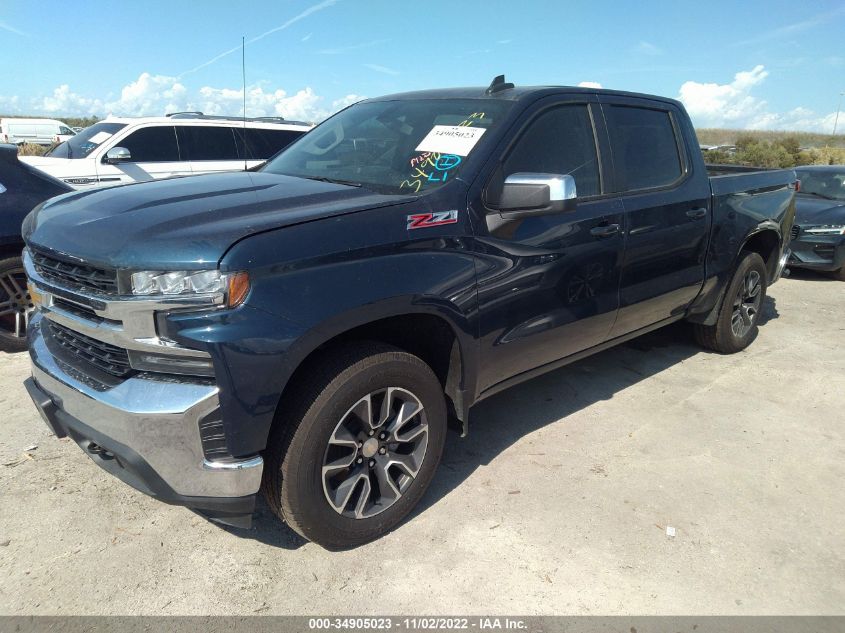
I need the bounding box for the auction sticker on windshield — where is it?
[415,125,486,156]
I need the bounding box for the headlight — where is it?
[804,225,845,235]
[130,270,250,307]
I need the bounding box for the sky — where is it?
[1,0,844,131]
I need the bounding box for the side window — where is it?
[502,104,601,197]
[118,126,180,162]
[604,105,683,191]
[235,128,305,160]
[177,126,239,161]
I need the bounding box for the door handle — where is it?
[686,208,707,220]
[590,223,620,238]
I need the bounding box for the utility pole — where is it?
[834,92,845,137]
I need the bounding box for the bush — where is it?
[703,136,845,169]
[17,143,48,157]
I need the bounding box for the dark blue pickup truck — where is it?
[22,78,796,549]
[0,144,71,351]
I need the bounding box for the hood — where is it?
[18,155,73,169]
[24,171,412,270]
[794,195,845,225]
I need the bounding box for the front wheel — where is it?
[0,256,33,353]
[693,251,768,354]
[262,342,447,549]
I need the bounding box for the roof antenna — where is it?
[486,74,514,95]
[242,35,248,171]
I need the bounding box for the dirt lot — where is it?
[0,271,843,615]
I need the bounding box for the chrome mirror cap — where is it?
[104,147,131,164]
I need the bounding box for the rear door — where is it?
[474,96,625,393]
[96,125,191,185]
[599,97,710,337]
[176,125,243,175]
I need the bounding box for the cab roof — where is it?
[101,115,313,129]
[366,84,684,109]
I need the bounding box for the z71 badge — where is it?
[406,210,459,230]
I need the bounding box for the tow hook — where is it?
[87,442,115,460]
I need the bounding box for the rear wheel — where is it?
[0,256,33,353]
[693,251,767,354]
[262,342,447,550]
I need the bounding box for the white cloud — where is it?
[577,81,603,89]
[38,85,103,115]
[331,94,365,111]
[1,72,364,123]
[0,94,21,112]
[363,63,400,76]
[678,65,769,127]
[678,65,836,131]
[634,41,662,56]
[0,20,27,36]
[105,73,186,116]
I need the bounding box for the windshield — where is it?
[261,99,511,194]
[796,169,845,202]
[45,122,127,159]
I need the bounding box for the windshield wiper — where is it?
[802,191,837,201]
[301,175,362,188]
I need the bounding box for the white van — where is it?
[0,118,76,146]
[19,113,312,189]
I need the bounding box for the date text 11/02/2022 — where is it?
[307,617,528,630]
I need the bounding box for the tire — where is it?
[693,251,768,354]
[0,256,32,353]
[262,341,448,550]
[832,266,845,282]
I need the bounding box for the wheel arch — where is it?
[740,226,782,283]
[268,302,477,448]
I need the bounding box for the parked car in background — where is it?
[20,113,313,189]
[0,118,76,146]
[789,165,845,280]
[0,143,72,351]
[22,79,795,548]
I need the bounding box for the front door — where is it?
[97,125,192,186]
[473,98,625,394]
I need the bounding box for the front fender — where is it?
[170,202,479,456]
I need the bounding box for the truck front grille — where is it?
[48,322,132,378]
[32,250,118,294]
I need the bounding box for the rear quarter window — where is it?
[235,128,305,160]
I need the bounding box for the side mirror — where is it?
[104,147,131,164]
[492,173,577,219]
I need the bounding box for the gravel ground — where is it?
[0,271,843,615]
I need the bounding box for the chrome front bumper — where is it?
[28,317,263,501]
